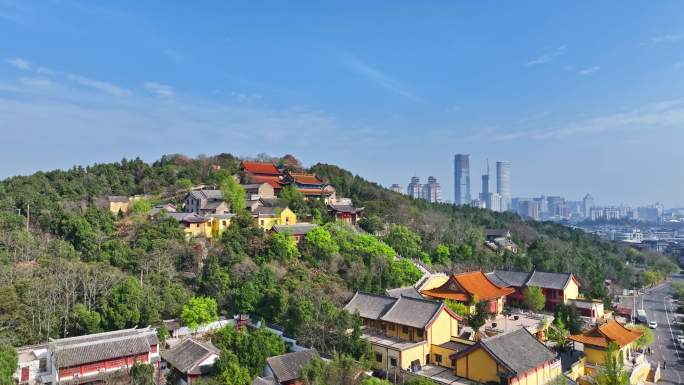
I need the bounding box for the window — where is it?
[451,359,456,367]
[390,358,397,367]
[402,326,409,334]
[375,352,383,363]
[39,357,47,372]
[435,354,442,363]
[416,329,424,338]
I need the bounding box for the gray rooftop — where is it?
[252,377,277,385]
[344,292,445,329]
[188,189,224,200]
[385,286,423,300]
[272,223,317,236]
[526,271,573,290]
[161,338,219,375]
[380,296,443,329]
[489,270,531,287]
[485,229,510,238]
[51,328,158,368]
[344,292,397,320]
[330,204,364,214]
[267,349,319,383]
[479,328,557,374]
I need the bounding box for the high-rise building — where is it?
[518,199,540,220]
[488,192,502,212]
[479,160,490,205]
[454,154,471,205]
[407,176,421,199]
[422,176,441,203]
[390,184,403,194]
[582,194,594,218]
[496,161,511,211]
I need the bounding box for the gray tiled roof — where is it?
[330,204,364,214]
[267,349,319,383]
[252,376,277,385]
[490,270,531,287]
[379,296,443,329]
[485,272,509,287]
[188,190,224,200]
[344,292,397,320]
[161,338,219,375]
[526,271,572,290]
[479,329,557,374]
[385,286,423,299]
[52,328,158,368]
[272,223,317,236]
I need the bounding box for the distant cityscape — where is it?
[389,153,684,260]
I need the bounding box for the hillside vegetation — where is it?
[0,153,674,351]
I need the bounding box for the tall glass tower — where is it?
[454,154,471,205]
[496,161,511,211]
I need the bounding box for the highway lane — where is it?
[639,276,683,385]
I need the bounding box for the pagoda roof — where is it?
[568,320,643,348]
[241,161,283,176]
[421,271,514,302]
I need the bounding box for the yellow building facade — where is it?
[254,207,297,230]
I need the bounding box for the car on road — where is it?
[648,321,658,329]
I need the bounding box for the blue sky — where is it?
[1,1,684,207]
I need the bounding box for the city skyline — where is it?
[2,2,684,206]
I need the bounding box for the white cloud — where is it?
[526,45,567,66]
[67,74,129,97]
[7,57,31,71]
[579,66,600,76]
[143,81,175,98]
[494,98,684,141]
[338,51,418,100]
[19,77,55,88]
[652,34,683,43]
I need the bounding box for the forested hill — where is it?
[0,153,676,348]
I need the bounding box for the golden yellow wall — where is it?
[427,309,459,346]
[279,208,297,225]
[430,345,457,368]
[420,275,449,291]
[209,217,232,237]
[400,344,429,369]
[563,279,580,303]
[109,201,129,214]
[455,347,500,383]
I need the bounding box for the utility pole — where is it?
[25,202,29,232]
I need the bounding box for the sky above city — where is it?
[1,1,684,207]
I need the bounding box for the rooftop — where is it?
[344,292,457,329]
[385,286,423,299]
[568,320,643,348]
[421,271,514,302]
[266,349,319,383]
[272,223,317,236]
[51,328,158,368]
[241,161,283,176]
[161,338,219,375]
[330,204,364,214]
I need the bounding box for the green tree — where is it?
[269,232,301,262]
[445,300,470,317]
[548,318,569,352]
[431,244,451,265]
[0,344,17,385]
[383,225,421,259]
[129,199,152,215]
[70,303,102,335]
[641,270,662,287]
[217,171,246,212]
[597,342,629,385]
[390,259,422,286]
[278,185,307,215]
[555,305,583,334]
[130,362,155,385]
[465,300,494,339]
[629,324,654,350]
[361,378,392,385]
[523,286,546,312]
[102,277,145,329]
[213,351,251,385]
[302,227,339,261]
[181,296,218,331]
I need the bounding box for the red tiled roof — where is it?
[241,161,283,176]
[568,320,643,348]
[289,173,324,185]
[298,188,334,196]
[421,271,515,302]
[250,175,285,188]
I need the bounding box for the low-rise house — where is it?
[150,203,177,215]
[243,183,275,200]
[286,173,336,203]
[485,229,511,241]
[253,206,297,230]
[487,270,581,311]
[451,328,561,385]
[184,190,230,215]
[568,320,649,385]
[271,223,317,243]
[162,338,220,385]
[103,195,147,215]
[14,328,160,385]
[420,271,515,315]
[256,349,320,385]
[385,286,423,299]
[484,229,518,254]
[568,298,605,322]
[343,292,463,372]
[329,204,364,225]
[241,161,286,191]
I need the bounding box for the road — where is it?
[637,274,683,385]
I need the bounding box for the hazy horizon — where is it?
[2,2,684,207]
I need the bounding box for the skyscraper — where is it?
[454,154,471,205]
[582,194,594,218]
[407,176,421,199]
[496,161,511,211]
[423,176,441,203]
